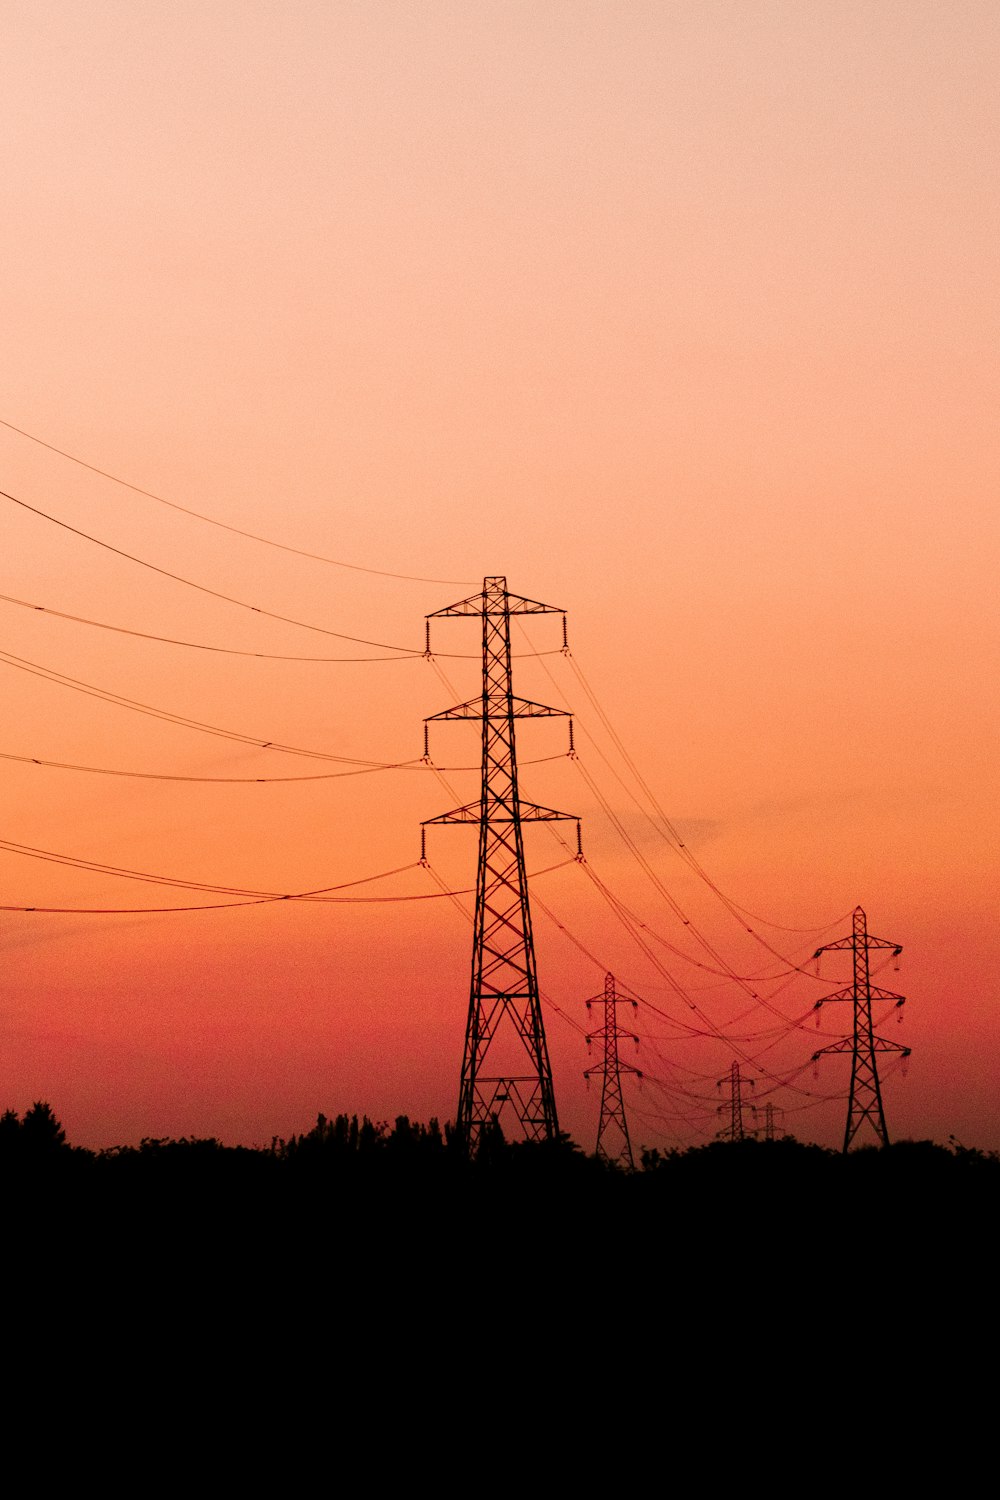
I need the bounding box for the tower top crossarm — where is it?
[428,576,565,619]
[812,906,902,961]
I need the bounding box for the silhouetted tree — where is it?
[19,1101,67,1154]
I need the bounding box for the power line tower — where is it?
[717,1061,753,1142]
[583,972,642,1169]
[757,1101,784,1142]
[812,906,909,1151]
[423,576,577,1149]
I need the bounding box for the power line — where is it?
[1,486,422,654]
[0,592,414,662]
[449,694,849,1116]
[0,414,476,586]
[563,650,853,944]
[575,766,812,1020]
[0,888,475,916]
[0,849,577,917]
[576,868,832,1099]
[0,838,424,902]
[0,491,561,661]
[0,749,408,784]
[515,623,851,961]
[0,747,569,785]
[0,645,417,765]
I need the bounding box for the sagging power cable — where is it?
[0,415,475,586]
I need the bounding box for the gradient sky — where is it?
[1,1,997,1152]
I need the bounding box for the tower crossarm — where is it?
[424,800,576,826]
[813,935,902,958]
[427,695,569,721]
[815,983,905,1007]
[815,1036,911,1060]
[427,588,564,619]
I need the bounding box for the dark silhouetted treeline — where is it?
[4,1101,998,1207]
[6,1104,996,1338]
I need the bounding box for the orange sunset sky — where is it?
[2,2,997,1152]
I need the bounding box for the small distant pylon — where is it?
[584,973,642,1169]
[716,1061,754,1142]
[812,905,910,1151]
[754,1101,785,1142]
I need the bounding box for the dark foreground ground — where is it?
[5,1104,997,1250]
[5,1106,997,1410]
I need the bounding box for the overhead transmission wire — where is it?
[578,838,805,985]
[0,592,413,663]
[629,1096,715,1147]
[584,868,851,1027]
[0,458,863,1131]
[0,749,404,785]
[0,485,558,660]
[0,640,564,780]
[0,746,568,786]
[0,831,575,915]
[513,621,845,1021]
[583,875,844,1100]
[0,612,535,790]
[0,852,462,915]
[583,830,845,1078]
[517,618,850,960]
[0,646,419,767]
[422,647,791,1068]
[1,486,425,654]
[0,840,436,904]
[0,415,476,587]
[576,776,827,1038]
[532,858,785,1122]
[563,648,852,939]
[578,852,899,1050]
[578,856,804,1072]
[522,788,838,1098]
[421,630,829,1104]
[428,638,851,1122]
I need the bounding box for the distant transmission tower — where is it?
[423,576,578,1148]
[717,1061,753,1142]
[812,906,909,1151]
[583,972,642,1169]
[758,1101,784,1142]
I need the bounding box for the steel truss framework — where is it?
[717,1060,754,1142]
[812,906,909,1151]
[760,1102,784,1142]
[584,972,641,1169]
[424,576,576,1147]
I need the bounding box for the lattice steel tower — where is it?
[759,1102,784,1142]
[584,972,642,1169]
[812,906,909,1151]
[717,1060,753,1142]
[423,577,577,1147]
